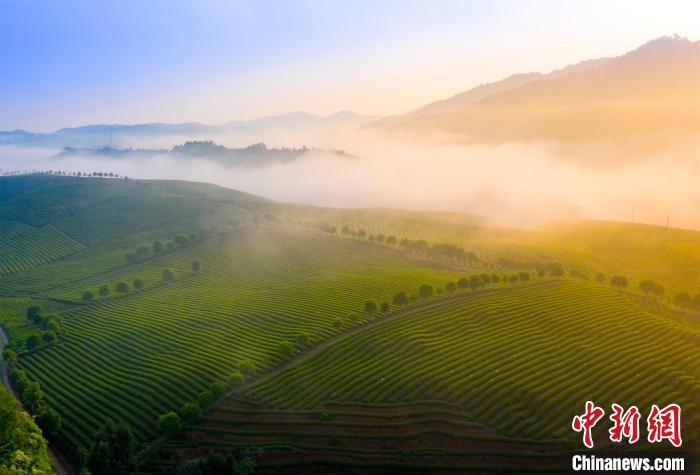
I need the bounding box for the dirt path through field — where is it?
[0,326,73,475]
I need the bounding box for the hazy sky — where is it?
[1,0,697,131]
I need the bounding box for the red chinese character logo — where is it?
[647,403,682,447]
[572,401,605,448]
[609,403,640,443]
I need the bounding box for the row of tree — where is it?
[126,232,209,265]
[9,370,62,437]
[81,262,201,302]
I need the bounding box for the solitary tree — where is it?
[296,332,310,345]
[162,268,175,283]
[364,300,377,314]
[35,407,62,437]
[157,412,182,437]
[469,275,483,292]
[277,340,295,357]
[611,275,629,289]
[196,390,215,408]
[179,402,202,420]
[228,370,245,387]
[418,284,433,299]
[26,335,41,351]
[209,382,226,399]
[392,291,409,305]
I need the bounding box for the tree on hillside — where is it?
[547,263,564,277]
[457,277,469,290]
[386,235,397,245]
[357,229,367,239]
[491,274,501,284]
[163,268,175,283]
[157,412,182,437]
[469,275,483,292]
[237,359,255,376]
[675,292,692,308]
[392,291,409,306]
[26,306,42,323]
[518,272,530,282]
[210,382,226,399]
[174,234,189,247]
[0,387,52,472]
[445,282,457,293]
[509,274,520,284]
[42,331,57,344]
[296,332,310,346]
[82,290,94,301]
[153,240,163,254]
[418,284,433,299]
[196,390,215,408]
[3,347,17,363]
[611,275,629,289]
[278,340,295,358]
[480,273,491,285]
[227,370,245,387]
[191,260,201,272]
[595,273,605,283]
[133,278,145,290]
[35,407,62,437]
[115,282,129,293]
[364,300,377,314]
[99,284,110,297]
[26,335,41,351]
[376,233,386,243]
[380,302,390,313]
[179,402,202,420]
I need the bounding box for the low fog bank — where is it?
[1,133,698,231]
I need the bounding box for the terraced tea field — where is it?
[1,175,698,472]
[242,280,698,440]
[149,400,571,474]
[13,226,464,451]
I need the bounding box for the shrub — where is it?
[227,370,245,387]
[196,390,214,408]
[115,282,129,293]
[81,291,94,301]
[179,402,202,420]
[209,382,226,399]
[277,340,295,357]
[156,412,181,437]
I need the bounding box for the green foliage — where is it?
[115,281,129,293]
[35,407,62,437]
[86,419,135,474]
[157,412,182,437]
[133,277,145,290]
[162,268,175,282]
[363,300,377,314]
[209,382,226,399]
[81,290,94,301]
[0,387,52,473]
[25,335,40,351]
[277,340,295,357]
[179,402,202,420]
[227,370,245,387]
[191,260,200,272]
[639,279,664,296]
[392,292,409,305]
[380,302,390,313]
[178,451,256,475]
[418,284,433,298]
[296,332,310,346]
[98,284,110,297]
[196,390,214,409]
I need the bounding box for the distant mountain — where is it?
[56,140,350,167]
[376,36,700,144]
[0,111,376,149]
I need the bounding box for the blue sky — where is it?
[1,0,697,131]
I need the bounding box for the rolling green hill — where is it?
[1,174,698,473]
